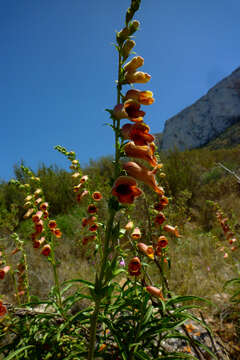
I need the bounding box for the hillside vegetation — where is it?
[1,143,240,358]
[1,145,240,289]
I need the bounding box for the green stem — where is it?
[50,241,64,317]
[87,46,122,360]
[22,249,30,303]
[87,298,101,360]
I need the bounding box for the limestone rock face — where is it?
[161,67,240,150]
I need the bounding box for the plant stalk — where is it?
[87,46,122,360]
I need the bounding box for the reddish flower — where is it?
[33,237,45,249]
[113,104,128,120]
[48,220,57,230]
[123,161,164,194]
[159,196,169,206]
[154,203,164,211]
[125,221,134,231]
[54,228,62,238]
[121,123,155,146]
[0,266,10,280]
[89,223,98,232]
[157,236,168,248]
[35,220,44,234]
[35,198,42,206]
[82,235,97,245]
[92,191,102,201]
[40,202,48,211]
[128,257,141,276]
[76,190,89,202]
[87,204,98,214]
[82,236,89,245]
[32,211,43,223]
[154,213,166,226]
[123,99,145,122]
[155,246,162,257]
[112,176,142,204]
[82,216,97,228]
[0,301,7,317]
[137,243,154,259]
[131,227,141,239]
[98,344,107,352]
[73,184,82,192]
[80,175,88,183]
[124,142,157,167]
[146,286,164,300]
[163,225,181,238]
[82,217,88,227]
[31,232,38,241]
[41,244,51,256]
[43,210,49,219]
[229,238,237,245]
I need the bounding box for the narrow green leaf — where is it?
[4,346,34,360]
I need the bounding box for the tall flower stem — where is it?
[87,46,122,360]
[50,240,64,317]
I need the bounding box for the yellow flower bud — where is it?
[122,39,135,59]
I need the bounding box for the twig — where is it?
[216,162,240,183]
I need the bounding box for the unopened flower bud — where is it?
[122,39,135,59]
[129,20,140,34]
[146,286,164,300]
[124,56,144,72]
[117,27,130,43]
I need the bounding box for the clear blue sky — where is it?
[1,0,240,181]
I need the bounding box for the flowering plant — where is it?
[0,1,222,359]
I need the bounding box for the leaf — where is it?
[4,346,34,360]
[224,277,240,289]
[62,278,95,289]
[142,305,153,325]
[135,350,152,360]
[166,295,211,307]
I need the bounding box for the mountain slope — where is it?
[160,66,240,150]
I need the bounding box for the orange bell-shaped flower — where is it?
[123,161,164,195]
[125,89,155,105]
[123,99,145,122]
[137,243,154,259]
[112,176,142,204]
[125,71,151,84]
[124,142,157,167]
[128,257,141,276]
[121,123,155,146]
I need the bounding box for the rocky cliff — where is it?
[160,67,240,150]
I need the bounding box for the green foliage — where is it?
[37,164,75,216]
